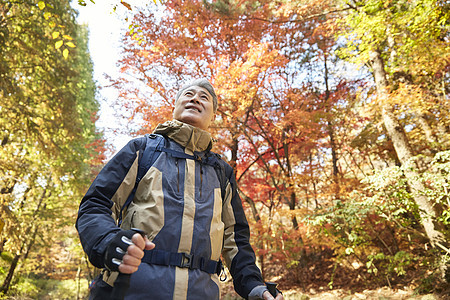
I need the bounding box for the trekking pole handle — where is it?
[111,228,146,300]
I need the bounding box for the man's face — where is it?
[173,86,215,130]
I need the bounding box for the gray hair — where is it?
[176,79,218,113]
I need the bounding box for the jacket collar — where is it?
[153,120,213,152]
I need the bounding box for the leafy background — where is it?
[0,0,449,299]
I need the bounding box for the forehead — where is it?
[183,86,212,97]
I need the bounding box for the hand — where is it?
[105,230,155,274]
[119,233,155,274]
[262,290,283,300]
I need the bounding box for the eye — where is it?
[185,91,193,96]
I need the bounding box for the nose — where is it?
[190,93,200,104]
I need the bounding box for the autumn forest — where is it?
[0,0,449,299]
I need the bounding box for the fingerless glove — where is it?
[104,230,137,272]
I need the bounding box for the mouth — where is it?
[185,105,201,113]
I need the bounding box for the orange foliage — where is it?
[110,0,366,274]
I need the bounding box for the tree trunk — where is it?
[230,134,238,170]
[76,262,82,300]
[0,254,19,294]
[328,121,340,199]
[370,49,446,251]
[238,187,261,222]
[0,225,39,295]
[289,192,299,229]
[0,187,47,295]
[417,114,437,146]
[436,122,449,146]
[230,133,262,222]
[324,54,340,199]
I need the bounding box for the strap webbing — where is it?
[160,147,218,168]
[118,134,230,225]
[118,134,165,226]
[142,249,222,275]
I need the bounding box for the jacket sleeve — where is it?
[75,137,146,268]
[221,162,264,299]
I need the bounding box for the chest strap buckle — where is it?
[181,253,193,268]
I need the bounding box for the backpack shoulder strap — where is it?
[209,153,233,203]
[117,133,165,225]
[157,146,232,203]
[137,134,165,182]
[118,140,233,225]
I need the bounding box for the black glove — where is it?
[266,282,282,298]
[104,230,137,272]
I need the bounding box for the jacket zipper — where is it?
[199,163,203,198]
[176,159,180,193]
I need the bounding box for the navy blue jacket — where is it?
[76,120,264,299]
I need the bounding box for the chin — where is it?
[178,117,200,128]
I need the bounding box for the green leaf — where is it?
[38,1,46,10]
[55,40,63,49]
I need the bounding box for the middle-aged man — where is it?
[76,79,283,300]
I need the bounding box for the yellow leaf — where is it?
[63,49,69,59]
[55,40,63,49]
[44,12,52,20]
[52,32,60,39]
[38,1,45,10]
[63,35,73,40]
[66,42,76,48]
